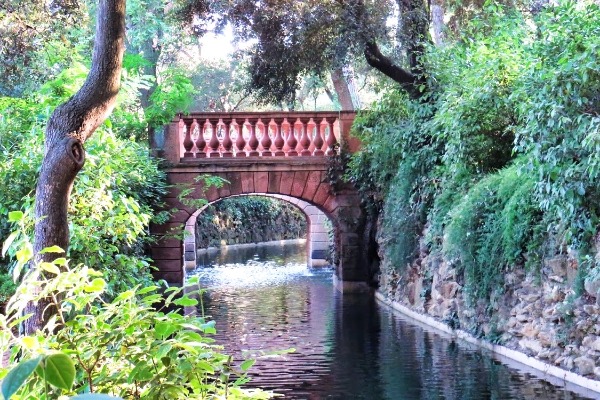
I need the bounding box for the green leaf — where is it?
[2,231,18,257]
[7,211,23,222]
[83,278,106,293]
[36,353,75,390]
[239,359,255,372]
[70,395,124,400]
[40,262,61,275]
[39,245,64,254]
[173,296,198,307]
[1,356,42,400]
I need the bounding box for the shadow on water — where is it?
[187,241,596,399]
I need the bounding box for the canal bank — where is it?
[375,290,600,398]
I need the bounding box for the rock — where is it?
[583,304,597,315]
[521,323,539,339]
[519,339,543,354]
[583,336,600,352]
[516,313,529,323]
[585,276,600,299]
[574,356,595,375]
[544,256,568,277]
[538,331,553,347]
[441,282,460,299]
[565,356,574,370]
[594,367,600,378]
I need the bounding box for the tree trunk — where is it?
[24,0,126,334]
[330,68,355,111]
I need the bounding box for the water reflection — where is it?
[188,242,596,399]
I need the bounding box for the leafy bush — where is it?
[347,4,600,303]
[444,164,543,302]
[0,240,272,399]
[513,1,600,247]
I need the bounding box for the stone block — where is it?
[153,259,183,272]
[254,171,269,193]
[311,232,329,242]
[167,172,199,186]
[168,210,191,225]
[150,222,184,235]
[312,184,330,206]
[268,171,282,193]
[279,171,295,195]
[311,249,328,259]
[227,172,243,195]
[323,195,339,213]
[291,171,309,197]
[154,236,181,248]
[151,247,181,260]
[240,171,255,193]
[152,269,183,285]
[301,171,322,201]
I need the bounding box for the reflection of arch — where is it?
[183,194,333,270]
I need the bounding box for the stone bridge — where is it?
[149,111,369,291]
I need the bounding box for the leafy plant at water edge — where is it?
[443,164,544,303]
[0,230,273,399]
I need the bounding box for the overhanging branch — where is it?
[364,41,420,98]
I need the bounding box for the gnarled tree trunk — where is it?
[24,0,126,334]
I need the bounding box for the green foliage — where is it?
[513,1,600,247]
[0,0,91,97]
[0,246,273,400]
[348,3,600,303]
[444,164,543,302]
[0,76,168,299]
[145,69,194,128]
[196,196,307,247]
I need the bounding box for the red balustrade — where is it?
[172,111,356,160]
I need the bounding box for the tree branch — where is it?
[363,41,420,98]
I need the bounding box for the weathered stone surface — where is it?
[254,171,269,193]
[279,171,295,195]
[574,356,595,375]
[291,171,309,197]
[585,276,600,298]
[268,171,282,193]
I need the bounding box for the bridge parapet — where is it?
[161,111,357,164]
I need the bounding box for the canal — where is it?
[188,241,596,399]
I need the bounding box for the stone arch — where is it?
[182,194,333,271]
[151,163,368,292]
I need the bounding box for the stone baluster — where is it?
[313,118,325,156]
[260,119,272,156]
[324,116,338,156]
[207,118,220,157]
[247,118,260,157]
[299,117,311,156]
[194,119,206,158]
[221,119,233,157]
[182,119,194,157]
[273,117,285,156]
[234,118,247,157]
[286,118,299,156]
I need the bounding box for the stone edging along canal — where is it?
[374,290,600,398]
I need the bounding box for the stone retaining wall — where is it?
[376,225,600,390]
